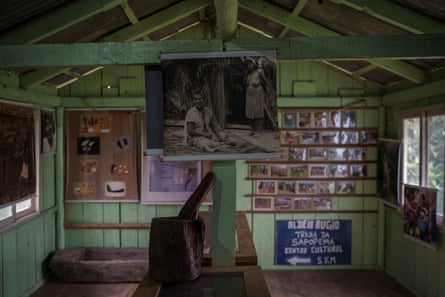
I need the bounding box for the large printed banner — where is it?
[160,51,280,161]
[276,219,352,265]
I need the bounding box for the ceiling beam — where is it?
[238,0,429,83]
[0,0,126,45]
[18,0,211,88]
[329,0,445,34]
[1,35,444,68]
[279,0,308,37]
[102,0,211,41]
[214,0,239,41]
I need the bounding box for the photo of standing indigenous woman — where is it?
[160,52,280,161]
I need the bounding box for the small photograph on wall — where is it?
[336,181,355,194]
[80,160,99,175]
[41,108,56,154]
[256,180,277,194]
[270,164,288,177]
[80,113,112,133]
[297,181,317,194]
[253,196,273,211]
[321,131,340,144]
[327,148,347,161]
[308,147,327,161]
[312,197,332,210]
[313,111,327,128]
[317,181,335,194]
[330,164,348,177]
[350,164,367,177]
[328,110,341,128]
[248,163,269,178]
[282,112,297,128]
[403,184,437,247]
[274,197,292,210]
[278,181,296,195]
[300,131,319,144]
[77,137,100,155]
[298,112,312,128]
[309,164,328,178]
[360,131,378,143]
[341,131,359,144]
[161,51,280,161]
[289,165,308,178]
[288,147,306,161]
[348,148,366,161]
[294,197,312,210]
[342,110,356,128]
[280,131,299,145]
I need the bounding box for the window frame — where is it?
[399,104,445,226]
[0,105,40,232]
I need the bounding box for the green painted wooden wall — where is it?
[0,27,444,296]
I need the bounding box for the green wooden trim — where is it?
[55,107,65,249]
[60,96,145,108]
[0,35,443,68]
[382,78,445,105]
[0,84,60,105]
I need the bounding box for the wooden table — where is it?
[132,266,271,297]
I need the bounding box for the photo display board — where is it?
[276,219,352,265]
[65,110,138,201]
[248,107,379,212]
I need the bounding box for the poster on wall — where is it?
[65,110,138,201]
[377,138,401,207]
[402,184,437,247]
[276,219,352,265]
[0,101,36,205]
[41,108,56,154]
[160,51,280,161]
[140,113,212,204]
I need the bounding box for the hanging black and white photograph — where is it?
[160,51,280,161]
[41,108,56,154]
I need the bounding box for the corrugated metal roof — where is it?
[0,0,443,92]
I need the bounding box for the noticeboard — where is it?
[276,219,352,265]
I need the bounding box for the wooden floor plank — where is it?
[30,270,415,297]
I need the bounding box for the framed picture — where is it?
[402,184,437,246]
[297,180,317,194]
[289,165,308,178]
[282,112,297,128]
[377,138,401,206]
[321,131,340,144]
[256,180,277,194]
[330,164,348,177]
[341,131,359,144]
[279,147,288,161]
[274,197,292,210]
[298,112,312,128]
[309,164,328,178]
[278,180,297,195]
[317,181,335,194]
[270,164,289,178]
[41,108,56,154]
[253,196,273,211]
[141,156,213,204]
[280,131,299,145]
[342,110,356,128]
[300,131,319,144]
[313,111,327,128]
[350,164,367,177]
[327,147,347,161]
[288,147,306,161]
[361,130,379,144]
[294,197,312,210]
[336,181,355,194]
[312,197,332,210]
[348,148,366,161]
[328,110,341,128]
[248,163,269,178]
[308,147,327,161]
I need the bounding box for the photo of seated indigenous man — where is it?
[183,90,228,152]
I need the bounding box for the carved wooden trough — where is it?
[49,247,148,282]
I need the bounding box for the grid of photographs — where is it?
[247,108,378,213]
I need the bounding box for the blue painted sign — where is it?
[276,219,352,265]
